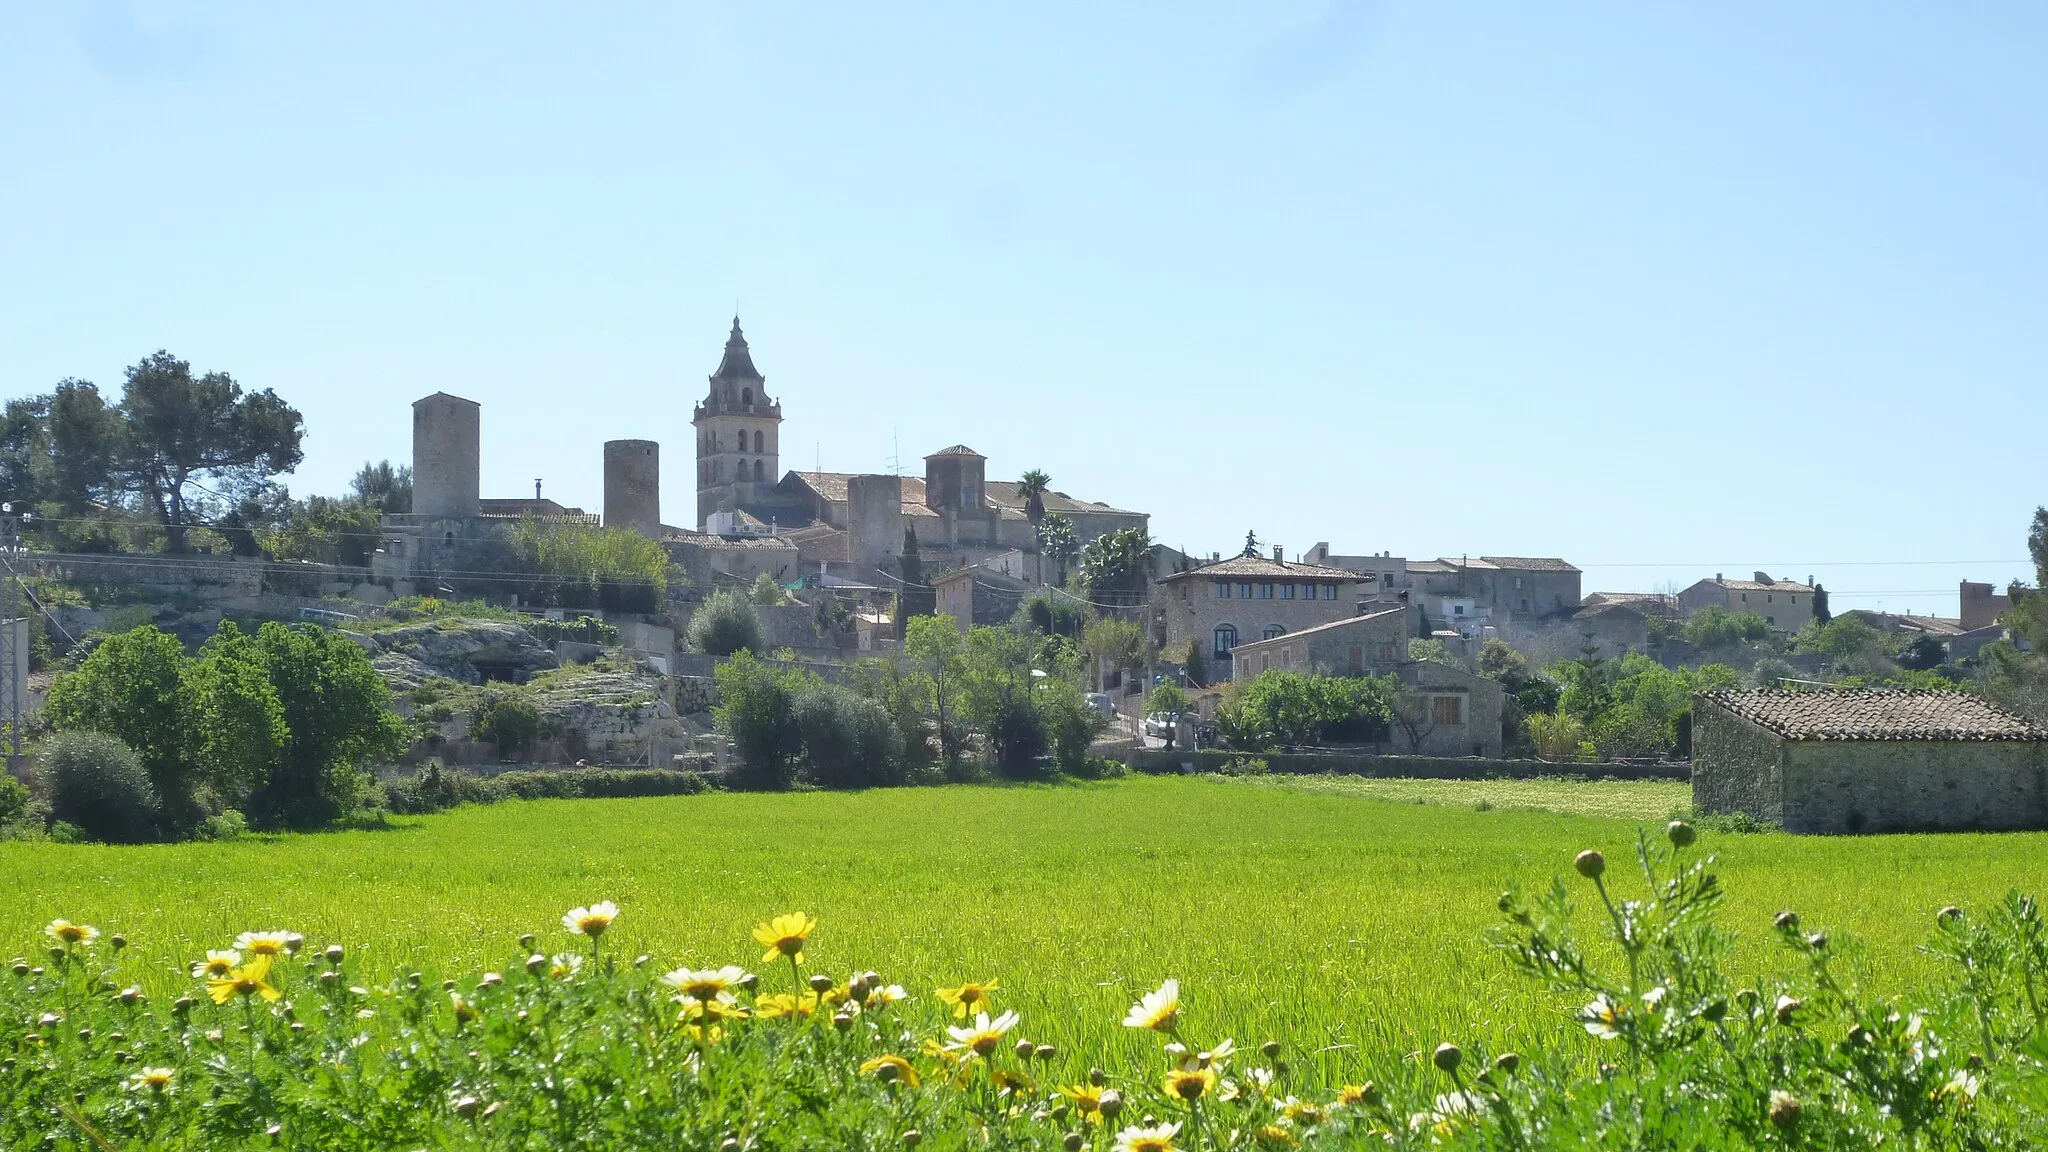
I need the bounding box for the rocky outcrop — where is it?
[365,620,559,692]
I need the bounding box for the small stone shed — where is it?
[1693,688,2048,834]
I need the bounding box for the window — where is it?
[1453,604,1466,617]
[1238,583,1253,599]
[741,387,752,405]
[1520,598,1529,612]
[1348,644,1363,673]
[753,430,764,453]
[1321,585,1337,600]
[1767,616,1776,626]
[1263,625,1285,640]
[1740,592,1748,602]
[753,459,766,482]
[1791,595,1798,604]
[1300,583,1316,599]
[1514,576,1524,590]
[1377,642,1398,663]
[1767,594,1774,603]
[1280,584,1295,600]
[1383,572,1394,586]
[1432,696,1463,725]
[736,458,747,480]
[1214,581,1230,599]
[1213,625,1238,658]
[1258,583,1274,599]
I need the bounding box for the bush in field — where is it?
[1218,669,1397,750]
[43,625,202,836]
[39,731,157,844]
[6,829,2045,1147]
[689,588,764,657]
[713,651,801,789]
[791,680,904,789]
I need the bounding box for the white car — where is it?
[1084,693,1118,717]
[1144,712,1180,740]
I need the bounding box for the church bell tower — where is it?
[693,316,782,530]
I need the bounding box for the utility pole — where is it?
[0,503,27,758]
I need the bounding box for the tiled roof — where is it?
[1479,556,1580,573]
[1702,689,2048,742]
[1696,576,1813,592]
[1407,560,1459,575]
[710,317,763,382]
[981,480,1140,517]
[1159,555,1368,583]
[1226,607,1408,649]
[925,445,984,459]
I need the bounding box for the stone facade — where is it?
[1960,580,2012,631]
[693,317,782,530]
[602,439,661,538]
[1677,572,1816,633]
[1151,549,1373,675]
[933,566,1028,633]
[412,392,481,520]
[1693,689,2048,833]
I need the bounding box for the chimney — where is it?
[1716,572,1723,582]
[1806,574,1813,588]
[1754,570,1771,584]
[534,478,543,500]
[1272,544,1284,563]
[1211,552,1220,563]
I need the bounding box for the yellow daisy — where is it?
[753,991,821,1020]
[1124,979,1180,1033]
[751,913,816,965]
[936,978,1000,1018]
[190,950,241,980]
[1253,1123,1300,1149]
[944,1009,1022,1059]
[1164,1066,1216,1103]
[561,901,619,939]
[859,1053,921,1088]
[127,1067,175,1092]
[207,957,280,1005]
[1337,1083,1376,1107]
[233,931,292,958]
[1114,1122,1182,1152]
[45,919,98,948]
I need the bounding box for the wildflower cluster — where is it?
[4,832,2047,1148]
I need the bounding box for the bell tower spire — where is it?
[693,316,782,530]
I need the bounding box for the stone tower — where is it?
[693,317,782,530]
[603,439,661,538]
[412,392,481,520]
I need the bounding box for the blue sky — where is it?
[3,2,2042,615]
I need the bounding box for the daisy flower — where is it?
[859,1053,920,1088]
[1163,1066,1216,1103]
[751,913,817,965]
[945,1009,1022,1058]
[191,950,241,980]
[1113,1122,1182,1152]
[1061,1082,1107,1119]
[207,957,280,1005]
[936,978,1000,1018]
[547,953,584,981]
[660,965,752,1003]
[127,1067,175,1092]
[1581,993,1626,1040]
[233,931,292,958]
[46,920,98,948]
[1124,979,1180,1033]
[562,901,619,939]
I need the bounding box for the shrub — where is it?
[1527,711,1588,761]
[751,571,786,605]
[689,589,764,657]
[39,731,157,844]
[470,692,544,761]
[791,681,903,789]
[196,808,250,841]
[713,651,801,790]
[0,772,27,826]
[488,768,709,801]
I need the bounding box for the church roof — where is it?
[710,316,764,382]
[925,445,984,459]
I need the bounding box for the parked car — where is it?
[1144,712,1180,740]
[1084,693,1118,717]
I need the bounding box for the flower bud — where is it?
[809,973,835,993]
[1432,1042,1462,1073]
[325,944,345,966]
[1261,1039,1283,1059]
[1775,996,1802,1025]
[1702,999,1728,1023]
[173,996,195,1016]
[1064,1134,1084,1152]
[9,960,25,977]
[1938,906,1963,925]
[832,1011,855,1032]
[1035,1044,1057,1062]
[1497,891,1514,913]
[113,1049,130,1063]
[1052,1104,1071,1123]
[518,933,536,951]
[1663,820,1695,849]
[482,1102,502,1119]
[1806,933,1828,951]
[407,972,423,989]
[1574,850,1605,880]
[1097,1089,1123,1119]
[1494,1051,1521,1076]
[1088,1067,1105,1087]
[1736,988,1759,1011]
[1774,910,1799,931]
[720,1141,741,1152]
[874,1060,901,1083]
[738,973,761,993]
[118,986,142,1006]
[454,1095,480,1119]
[284,934,304,956]
[109,935,128,952]
[1016,1039,1037,1060]
[442,979,457,991]
[901,1130,922,1148]
[525,954,546,975]
[318,971,338,987]
[1846,1024,1870,1045]
[634,955,651,968]
[1768,1090,1801,1132]
[481,972,503,987]
[76,1027,93,1043]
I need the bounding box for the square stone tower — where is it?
[692,317,782,530]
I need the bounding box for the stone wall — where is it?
[1691,703,1786,824]
[1783,740,2047,834]
[1124,748,1688,781]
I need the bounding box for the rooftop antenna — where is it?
[888,428,903,476]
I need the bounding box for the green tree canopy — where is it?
[43,625,202,835]
[1078,526,1152,597]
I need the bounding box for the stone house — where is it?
[1571,594,1679,654]
[1960,580,2012,631]
[1407,557,1582,635]
[1693,688,2048,833]
[933,566,1029,633]
[1151,547,1374,676]
[1677,572,1815,633]
[1219,607,1506,757]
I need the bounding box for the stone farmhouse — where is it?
[1676,572,1816,633]
[1150,544,1375,677]
[1222,606,1507,757]
[1301,547,1582,639]
[1693,688,2048,833]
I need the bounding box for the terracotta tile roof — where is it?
[1159,555,1368,583]
[982,480,1141,517]
[925,444,984,459]
[1225,606,1408,649]
[1701,689,2048,742]
[1478,556,1580,573]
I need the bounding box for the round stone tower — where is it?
[411,392,481,520]
[603,439,661,538]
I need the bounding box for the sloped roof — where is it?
[1407,559,1459,575]
[1694,576,1813,593]
[1226,607,1408,650]
[710,317,763,382]
[925,445,984,459]
[1701,689,2047,742]
[1159,555,1369,583]
[1479,556,1580,573]
[788,472,930,505]
[981,480,1141,517]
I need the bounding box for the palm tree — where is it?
[1017,469,1051,524]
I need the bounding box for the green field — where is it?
[3,774,2039,1088]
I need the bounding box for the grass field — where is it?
[4,773,2041,1089]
